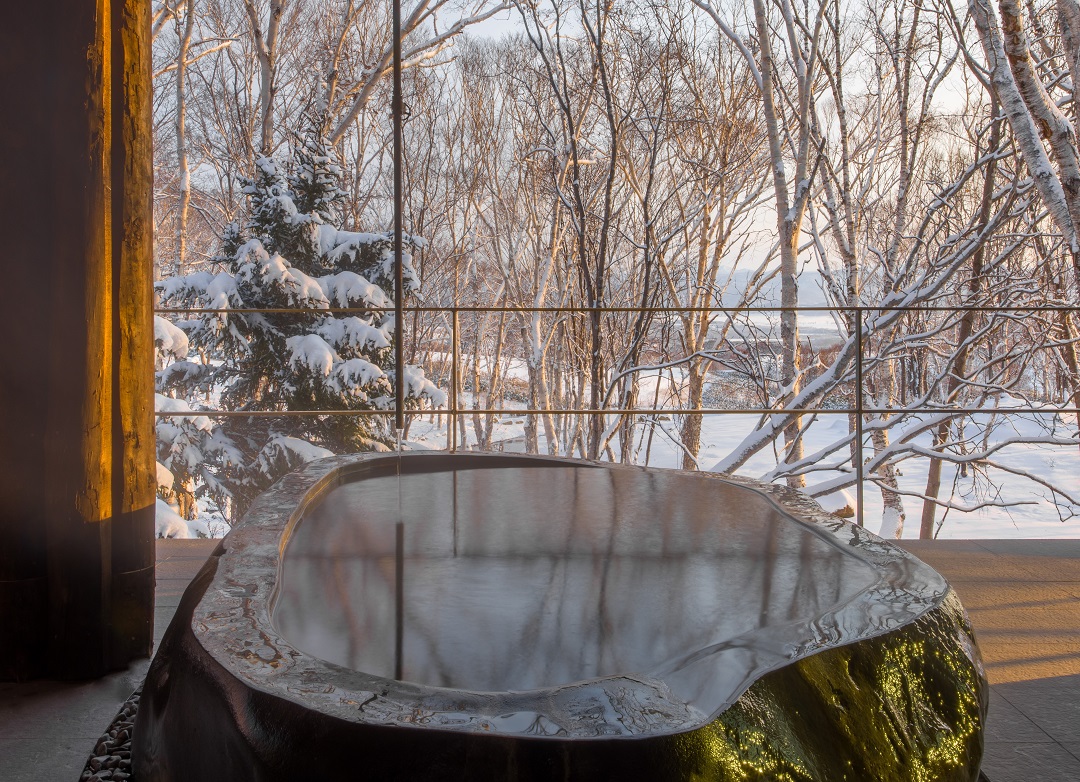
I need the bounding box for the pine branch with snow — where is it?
[155,126,443,522]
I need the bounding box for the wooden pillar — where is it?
[0,0,155,680]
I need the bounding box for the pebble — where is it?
[81,687,141,782]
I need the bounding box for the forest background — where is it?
[149,0,1080,539]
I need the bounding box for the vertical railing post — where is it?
[445,311,452,451]
[855,305,865,528]
[391,0,404,436]
[451,306,459,453]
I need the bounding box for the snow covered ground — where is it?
[402,392,1080,542]
[156,357,1079,540]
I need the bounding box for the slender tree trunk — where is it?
[1057,309,1080,452]
[681,363,705,470]
[470,325,486,449]
[919,106,1001,537]
[523,326,539,453]
[869,365,905,537]
[998,0,1080,247]
[1061,0,1080,125]
[174,0,195,276]
[524,316,557,455]
[485,311,508,447]
[752,0,815,487]
[778,230,803,485]
[972,0,1079,263]
[244,0,285,154]
[618,375,639,464]
[872,431,905,537]
[588,307,604,459]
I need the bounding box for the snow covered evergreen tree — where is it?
[155,124,444,523]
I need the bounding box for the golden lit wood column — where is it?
[0,0,155,680]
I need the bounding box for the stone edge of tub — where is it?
[182,453,970,739]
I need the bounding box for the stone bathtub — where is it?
[133,452,987,781]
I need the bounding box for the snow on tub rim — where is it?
[133,452,988,782]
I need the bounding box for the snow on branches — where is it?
[154,130,443,527]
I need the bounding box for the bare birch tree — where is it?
[969,0,1080,443]
[693,0,829,485]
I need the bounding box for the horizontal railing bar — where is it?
[154,407,1080,417]
[155,305,1080,315]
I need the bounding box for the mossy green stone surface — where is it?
[692,591,984,781]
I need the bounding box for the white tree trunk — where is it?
[174,0,195,276]
[243,0,285,154]
[971,0,1080,273]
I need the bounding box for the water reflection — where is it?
[274,463,875,694]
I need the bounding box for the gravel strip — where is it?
[80,687,139,782]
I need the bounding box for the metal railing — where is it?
[154,301,1080,528]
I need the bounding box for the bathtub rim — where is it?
[187,451,959,740]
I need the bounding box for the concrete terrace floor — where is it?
[899,539,1080,781]
[1,538,1078,782]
